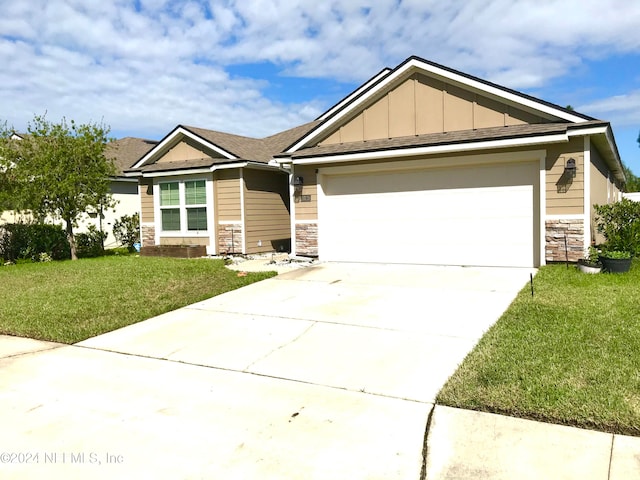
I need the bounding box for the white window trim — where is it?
[153,175,213,239]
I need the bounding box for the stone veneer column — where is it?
[141,225,156,247]
[295,223,318,256]
[218,224,243,254]
[545,219,584,262]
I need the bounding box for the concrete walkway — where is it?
[1,263,637,478]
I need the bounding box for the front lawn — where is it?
[438,261,640,436]
[0,256,275,344]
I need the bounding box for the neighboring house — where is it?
[0,135,156,248]
[127,55,625,267]
[97,137,157,247]
[274,56,625,268]
[125,123,317,255]
[623,192,640,202]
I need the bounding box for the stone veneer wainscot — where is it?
[295,223,318,256]
[545,219,584,262]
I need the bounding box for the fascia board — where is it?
[287,57,586,153]
[292,133,569,166]
[132,126,237,169]
[316,68,393,122]
[566,126,608,137]
[142,168,213,178]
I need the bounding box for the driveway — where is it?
[0,263,532,479]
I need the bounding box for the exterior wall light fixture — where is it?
[565,158,577,178]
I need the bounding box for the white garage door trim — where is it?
[317,151,545,268]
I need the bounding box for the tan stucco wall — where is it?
[319,73,548,146]
[139,179,154,223]
[545,137,584,216]
[215,170,241,221]
[157,139,214,164]
[243,169,291,254]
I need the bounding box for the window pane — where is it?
[185,180,206,205]
[161,208,181,231]
[187,207,207,231]
[160,183,180,206]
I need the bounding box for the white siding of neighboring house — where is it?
[623,192,640,202]
[0,178,139,249]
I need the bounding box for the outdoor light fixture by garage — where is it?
[292,175,303,194]
[565,158,577,178]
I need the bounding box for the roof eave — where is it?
[291,132,570,165]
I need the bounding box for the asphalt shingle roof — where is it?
[287,121,609,159]
[106,137,157,175]
[128,121,322,173]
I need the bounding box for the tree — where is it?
[0,115,116,260]
[0,122,21,212]
[623,163,640,192]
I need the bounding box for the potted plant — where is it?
[599,249,632,273]
[577,246,602,274]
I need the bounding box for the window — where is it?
[185,180,207,231]
[158,179,208,233]
[160,182,181,231]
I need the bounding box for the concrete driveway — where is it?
[0,263,532,479]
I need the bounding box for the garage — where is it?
[317,160,540,267]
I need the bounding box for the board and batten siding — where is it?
[215,170,241,221]
[319,73,547,146]
[243,169,290,254]
[156,140,213,164]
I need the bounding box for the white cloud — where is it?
[0,0,639,141]
[578,91,640,127]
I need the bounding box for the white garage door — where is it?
[318,162,538,267]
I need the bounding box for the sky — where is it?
[1,0,639,173]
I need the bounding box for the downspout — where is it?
[583,136,592,252]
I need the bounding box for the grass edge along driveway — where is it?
[0,256,275,344]
[437,261,640,436]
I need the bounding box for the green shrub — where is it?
[76,225,107,258]
[0,222,70,261]
[594,198,640,256]
[113,213,140,251]
[103,247,131,256]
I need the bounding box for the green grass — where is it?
[437,260,640,435]
[0,256,276,344]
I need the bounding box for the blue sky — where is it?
[1,0,639,174]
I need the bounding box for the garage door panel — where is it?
[318,162,537,267]
[324,166,534,196]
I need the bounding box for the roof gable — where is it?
[128,121,322,174]
[286,56,595,153]
[132,125,238,169]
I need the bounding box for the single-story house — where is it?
[275,56,625,268]
[127,55,625,267]
[98,137,157,247]
[125,123,317,255]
